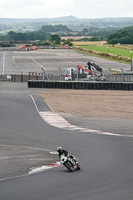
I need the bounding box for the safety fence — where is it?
[0,74,42,82]
[0,73,62,82]
[0,46,65,51]
[28,80,133,90]
[105,73,133,82]
[1,73,133,84]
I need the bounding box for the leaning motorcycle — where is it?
[60,154,80,172]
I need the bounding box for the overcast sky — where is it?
[0,0,133,19]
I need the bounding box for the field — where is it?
[72,40,133,59]
[79,45,132,58]
[61,36,92,40]
[72,41,107,46]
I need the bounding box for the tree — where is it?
[107,26,133,44]
[6,31,16,42]
[50,34,61,44]
[63,39,73,47]
[82,28,88,36]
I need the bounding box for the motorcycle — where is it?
[60,154,80,172]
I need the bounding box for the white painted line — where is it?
[39,111,132,137]
[0,174,28,182]
[29,56,44,68]
[28,94,132,138]
[29,162,60,175]
[49,151,58,155]
[29,56,50,81]
[28,165,52,174]
[0,144,59,181]
[0,144,54,153]
[2,51,5,75]
[28,94,40,114]
[0,163,60,182]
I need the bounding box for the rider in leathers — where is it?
[57,146,78,165]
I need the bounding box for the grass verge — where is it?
[73,46,131,64]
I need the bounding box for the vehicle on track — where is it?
[60,154,80,172]
[65,61,103,81]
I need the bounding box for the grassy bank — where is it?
[74,46,131,63]
[79,45,132,58]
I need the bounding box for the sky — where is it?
[0,0,133,19]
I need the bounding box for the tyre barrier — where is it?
[28,80,133,90]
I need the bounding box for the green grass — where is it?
[80,45,132,58]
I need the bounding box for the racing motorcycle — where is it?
[60,154,80,172]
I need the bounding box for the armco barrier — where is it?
[28,80,133,90]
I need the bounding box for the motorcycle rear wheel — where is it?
[77,164,80,170]
[64,162,74,172]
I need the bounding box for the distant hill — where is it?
[40,24,72,33]
[0,16,79,24]
[107,26,133,44]
[1,16,133,34]
[0,16,133,26]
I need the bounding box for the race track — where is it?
[0,49,133,200]
[0,49,130,75]
[0,83,133,200]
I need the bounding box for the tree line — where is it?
[0,24,133,45]
[0,24,72,44]
[0,24,116,43]
[0,31,51,42]
[40,24,71,32]
[107,26,133,44]
[0,31,62,47]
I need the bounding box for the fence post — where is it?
[120,68,124,82]
[21,72,23,82]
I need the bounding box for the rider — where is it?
[57,146,78,164]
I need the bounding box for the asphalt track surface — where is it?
[0,49,130,75]
[0,49,133,200]
[0,83,133,200]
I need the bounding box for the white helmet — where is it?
[57,146,62,151]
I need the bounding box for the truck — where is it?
[65,62,103,81]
